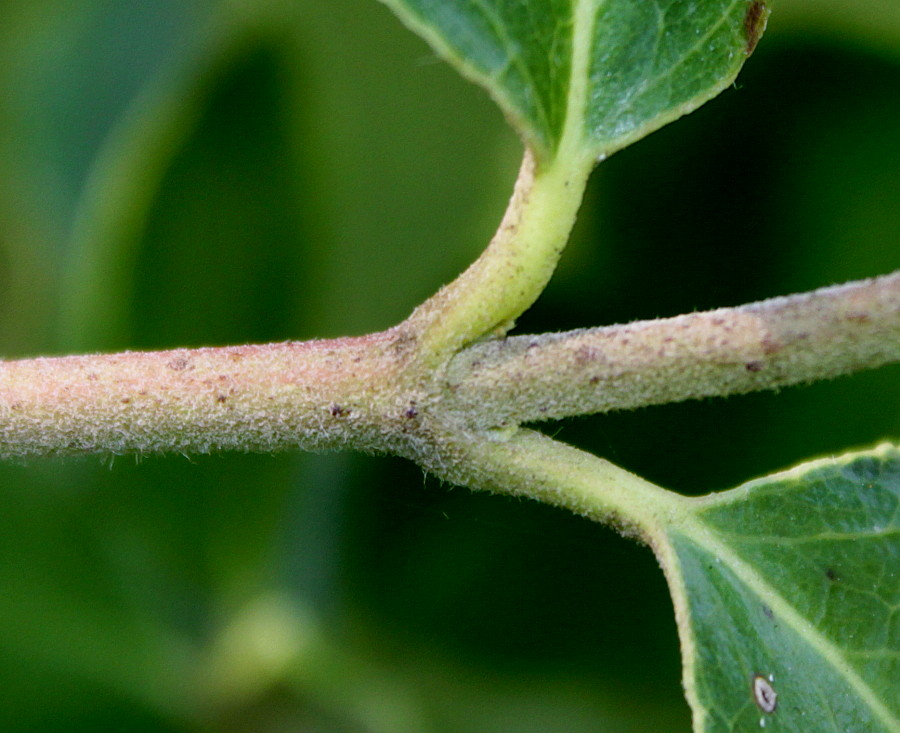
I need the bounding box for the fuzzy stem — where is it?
[2,273,898,459]
[427,426,679,540]
[0,331,420,458]
[445,271,900,426]
[401,147,593,361]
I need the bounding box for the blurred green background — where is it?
[0,1,898,731]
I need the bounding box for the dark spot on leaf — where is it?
[762,604,773,619]
[743,1,767,55]
[745,361,763,372]
[121,398,131,404]
[216,394,227,403]
[825,567,839,582]
[330,404,349,417]
[404,403,418,419]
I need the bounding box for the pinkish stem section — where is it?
[0,330,418,457]
[445,271,900,426]
[3,272,898,458]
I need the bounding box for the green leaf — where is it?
[378,0,769,162]
[661,444,899,732]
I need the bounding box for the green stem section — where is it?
[401,147,593,361]
[428,426,681,541]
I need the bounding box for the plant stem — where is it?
[401,147,593,361]
[0,331,418,458]
[445,270,900,426]
[2,273,898,459]
[429,426,679,541]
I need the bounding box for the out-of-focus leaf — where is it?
[775,0,900,62]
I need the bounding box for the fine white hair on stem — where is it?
[445,270,900,425]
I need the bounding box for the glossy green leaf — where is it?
[662,445,899,732]
[378,0,769,161]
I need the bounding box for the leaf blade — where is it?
[378,0,768,162]
[582,0,763,155]
[377,0,574,157]
[663,445,900,732]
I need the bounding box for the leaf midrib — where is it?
[553,0,602,164]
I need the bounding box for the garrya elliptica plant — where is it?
[1,1,899,731]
